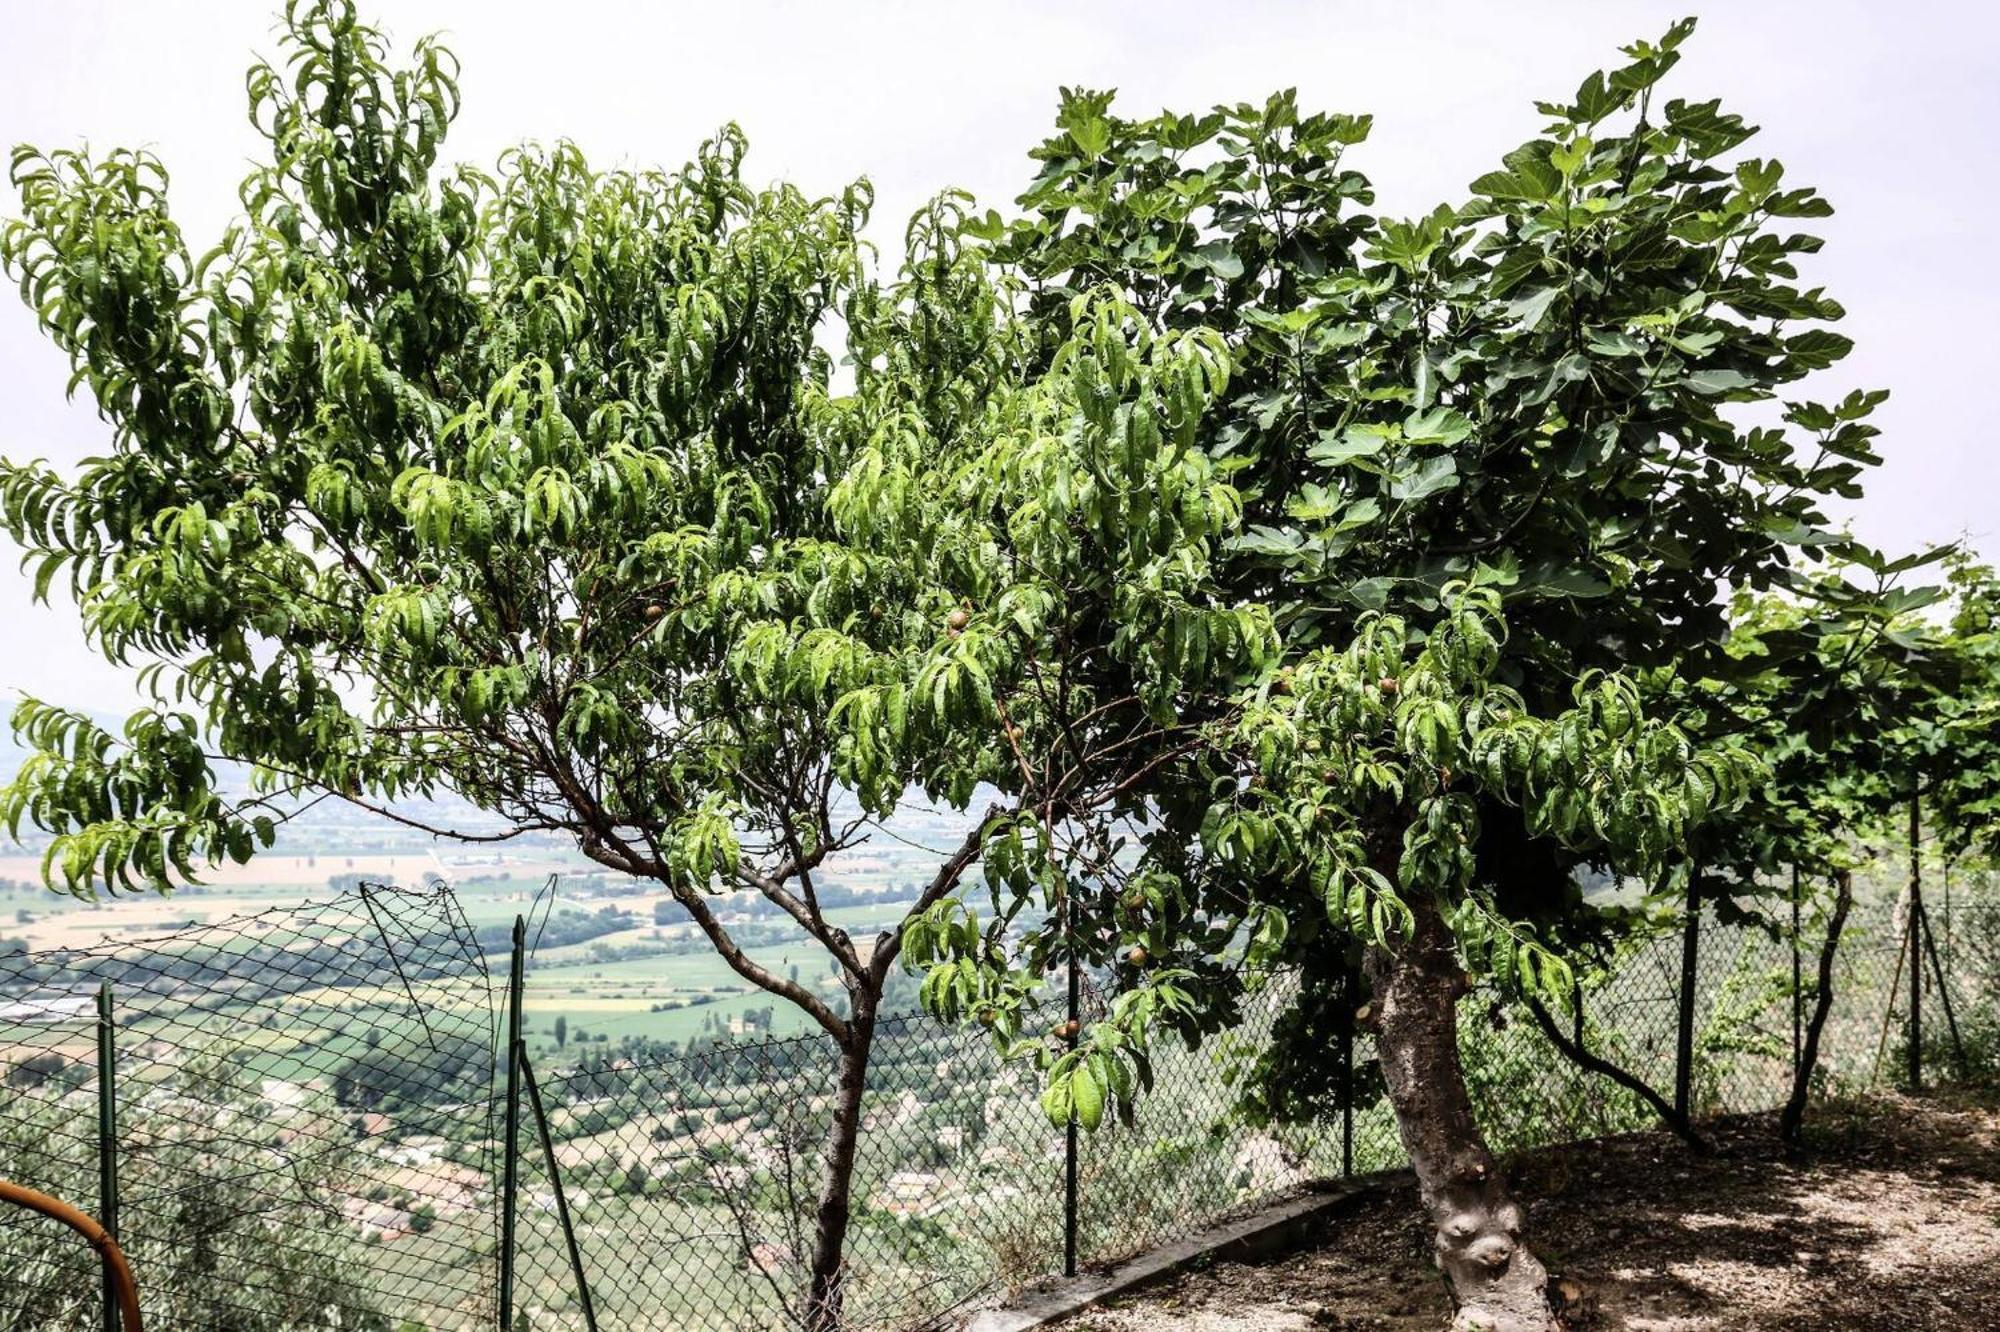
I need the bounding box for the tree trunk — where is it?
[1366,893,1556,1332]
[803,993,877,1332]
[1781,867,1853,1149]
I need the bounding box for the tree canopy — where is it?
[4,8,1996,1331]
[0,5,1275,1322]
[919,20,1985,1330]
[905,13,1883,1098]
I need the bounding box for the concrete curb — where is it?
[961,1169,1409,1332]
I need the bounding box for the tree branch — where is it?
[866,807,1000,989]
[1522,991,1706,1152]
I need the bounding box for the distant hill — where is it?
[0,707,988,873]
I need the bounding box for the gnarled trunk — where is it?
[803,995,876,1332]
[1366,893,1556,1332]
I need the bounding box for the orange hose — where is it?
[0,1178,143,1331]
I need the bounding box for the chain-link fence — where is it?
[2,868,1995,1332]
[467,872,2000,1332]
[0,883,498,1332]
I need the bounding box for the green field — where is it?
[518,900,923,1049]
[4,841,933,1062]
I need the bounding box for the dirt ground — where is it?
[1052,1089,2000,1332]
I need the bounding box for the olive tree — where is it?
[0,4,1269,1324]
[929,20,1893,1330]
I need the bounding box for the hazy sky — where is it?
[1,1,1994,711]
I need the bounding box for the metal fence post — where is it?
[1063,942,1080,1279]
[1790,865,1802,1075]
[1674,866,1700,1121]
[500,916,525,1330]
[1908,794,1923,1093]
[1918,901,1967,1079]
[521,1052,599,1331]
[1941,855,1953,975]
[1338,1000,1354,1178]
[96,980,119,1332]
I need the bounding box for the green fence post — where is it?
[1941,856,1953,975]
[97,980,119,1332]
[500,916,525,1329]
[1919,901,1967,1079]
[521,1051,599,1331]
[1338,998,1354,1178]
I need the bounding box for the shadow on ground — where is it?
[1050,1087,2000,1332]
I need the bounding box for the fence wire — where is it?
[1,869,1995,1332]
[0,882,497,1332]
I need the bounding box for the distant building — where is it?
[747,1241,793,1275]
[342,1197,410,1240]
[260,1079,308,1109]
[0,993,94,1024]
[532,1188,591,1216]
[382,1136,449,1167]
[865,1089,922,1131]
[875,1170,946,1216]
[1232,1135,1306,1194]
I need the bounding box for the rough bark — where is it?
[1366,892,1557,1332]
[1781,867,1853,1149]
[804,993,877,1332]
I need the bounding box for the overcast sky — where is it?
[1,1,1993,711]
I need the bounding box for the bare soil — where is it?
[1052,1089,2000,1332]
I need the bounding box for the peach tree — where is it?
[0,4,1269,1325]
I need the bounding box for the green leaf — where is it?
[1388,455,1458,502]
[1196,240,1245,282]
[1470,143,1562,201]
[1403,408,1474,447]
[1311,424,1397,467]
[1071,1061,1105,1130]
[1503,286,1562,333]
